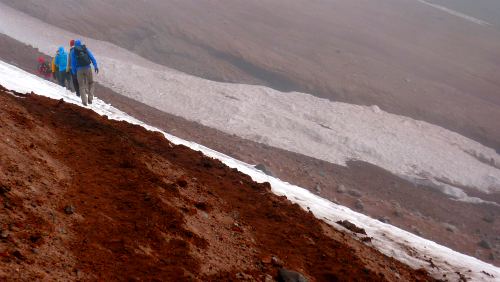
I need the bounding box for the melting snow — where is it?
[418,0,492,26]
[0,60,499,281]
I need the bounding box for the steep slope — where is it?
[1,33,499,268]
[1,7,499,202]
[0,85,438,281]
[0,61,499,281]
[1,0,500,151]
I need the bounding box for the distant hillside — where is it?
[1,0,500,152]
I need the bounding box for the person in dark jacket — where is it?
[67,39,80,97]
[70,40,98,106]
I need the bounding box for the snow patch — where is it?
[418,0,492,26]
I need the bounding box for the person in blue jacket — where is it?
[54,46,71,90]
[70,40,99,106]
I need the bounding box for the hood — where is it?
[58,46,65,54]
[37,56,45,63]
[74,40,82,47]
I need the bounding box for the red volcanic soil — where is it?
[0,85,436,281]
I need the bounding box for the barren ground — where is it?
[1,34,499,267]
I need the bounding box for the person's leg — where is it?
[64,72,72,91]
[72,73,80,96]
[77,69,88,106]
[56,71,63,86]
[87,68,95,104]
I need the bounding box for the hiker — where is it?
[67,40,80,97]
[54,46,72,90]
[51,56,58,82]
[36,57,52,79]
[70,40,98,106]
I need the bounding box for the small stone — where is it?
[199,211,209,219]
[478,240,492,249]
[313,184,321,194]
[272,256,284,267]
[336,184,346,194]
[0,230,9,239]
[265,274,275,282]
[443,223,457,233]
[277,268,308,282]
[64,205,75,215]
[348,189,362,198]
[482,216,495,223]
[354,199,364,210]
[235,272,253,280]
[255,164,273,176]
[378,217,390,224]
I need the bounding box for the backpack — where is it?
[74,45,91,67]
[39,62,50,74]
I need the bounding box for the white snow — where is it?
[1,3,500,204]
[1,60,499,281]
[418,0,492,26]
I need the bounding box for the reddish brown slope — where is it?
[0,87,435,281]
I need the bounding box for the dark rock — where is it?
[482,215,495,224]
[348,189,362,198]
[277,268,308,282]
[64,205,75,215]
[176,178,188,188]
[478,239,492,249]
[195,201,209,211]
[378,217,390,224]
[12,250,25,260]
[0,184,10,194]
[336,220,367,235]
[255,164,273,176]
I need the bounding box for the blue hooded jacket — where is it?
[70,40,98,75]
[54,46,68,72]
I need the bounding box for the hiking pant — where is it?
[57,71,72,90]
[77,67,94,106]
[71,72,80,97]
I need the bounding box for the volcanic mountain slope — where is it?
[1,33,498,267]
[1,0,500,151]
[0,85,438,281]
